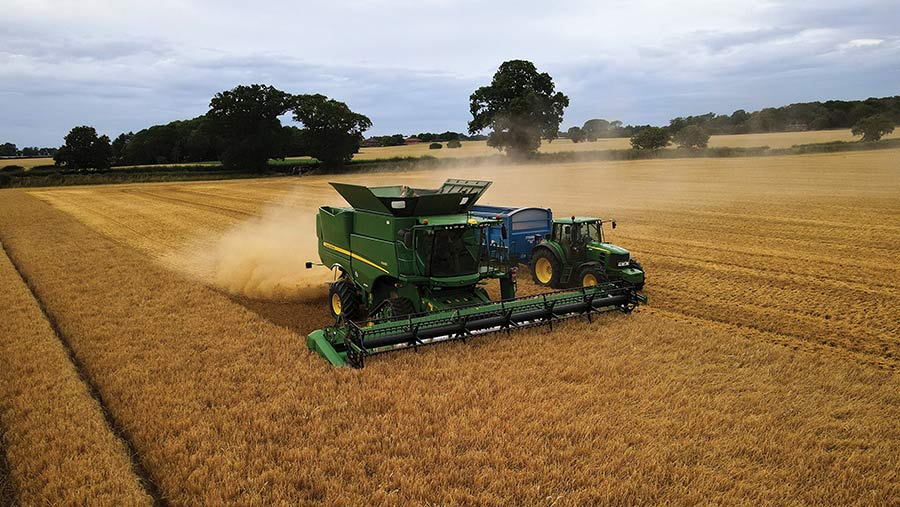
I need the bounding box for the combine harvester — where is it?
[306,179,646,367]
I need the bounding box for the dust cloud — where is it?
[171,196,332,301]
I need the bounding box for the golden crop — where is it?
[1,147,899,505]
[0,243,151,506]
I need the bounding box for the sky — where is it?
[2,0,899,147]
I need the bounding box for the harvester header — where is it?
[307,178,646,367]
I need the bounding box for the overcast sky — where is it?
[2,0,898,146]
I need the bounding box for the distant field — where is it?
[8,129,896,171]
[0,157,53,169]
[0,148,898,504]
[349,128,900,160]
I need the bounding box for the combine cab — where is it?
[307,178,646,367]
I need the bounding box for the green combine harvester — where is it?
[306,178,646,368]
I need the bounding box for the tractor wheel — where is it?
[577,265,608,287]
[329,281,362,321]
[531,249,562,287]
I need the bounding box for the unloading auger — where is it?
[305,178,646,368]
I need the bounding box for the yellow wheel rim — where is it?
[535,257,553,284]
[331,293,342,315]
[582,273,598,286]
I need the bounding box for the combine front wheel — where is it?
[372,297,416,320]
[329,281,362,321]
[386,297,416,317]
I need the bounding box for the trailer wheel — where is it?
[329,281,362,321]
[531,249,561,287]
[577,265,608,287]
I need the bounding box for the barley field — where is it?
[0,157,54,169]
[0,243,151,506]
[0,149,899,505]
[349,128,900,160]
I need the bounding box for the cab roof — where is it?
[554,216,601,224]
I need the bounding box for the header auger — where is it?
[306,178,646,367]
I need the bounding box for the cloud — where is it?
[841,38,885,49]
[1,0,898,145]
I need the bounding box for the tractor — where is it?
[469,206,645,290]
[306,178,646,368]
[530,217,644,290]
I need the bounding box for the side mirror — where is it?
[612,221,617,229]
[500,224,508,240]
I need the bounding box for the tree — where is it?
[447,139,462,148]
[0,143,16,157]
[468,60,569,157]
[672,125,710,149]
[567,126,586,143]
[291,94,372,167]
[429,142,443,149]
[111,132,133,165]
[630,127,671,150]
[53,126,113,169]
[207,84,292,171]
[852,114,895,142]
[750,108,781,133]
[582,119,610,141]
[730,109,750,124]
[848,103,878,125]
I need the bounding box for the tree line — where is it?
[564,97,900,147]
[11,60,899,170]
[53,86,371,170]
[0,144,57,157]
[366,132,486,147]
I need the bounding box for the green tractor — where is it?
[306,178,646,368]
[530,217,644,290]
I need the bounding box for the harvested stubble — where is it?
[2,149,900,505]
[0,432,13,507]
[0,242,152,506]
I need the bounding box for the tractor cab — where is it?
[551,217,604,262]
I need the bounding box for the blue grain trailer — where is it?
[471,205,553,264]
